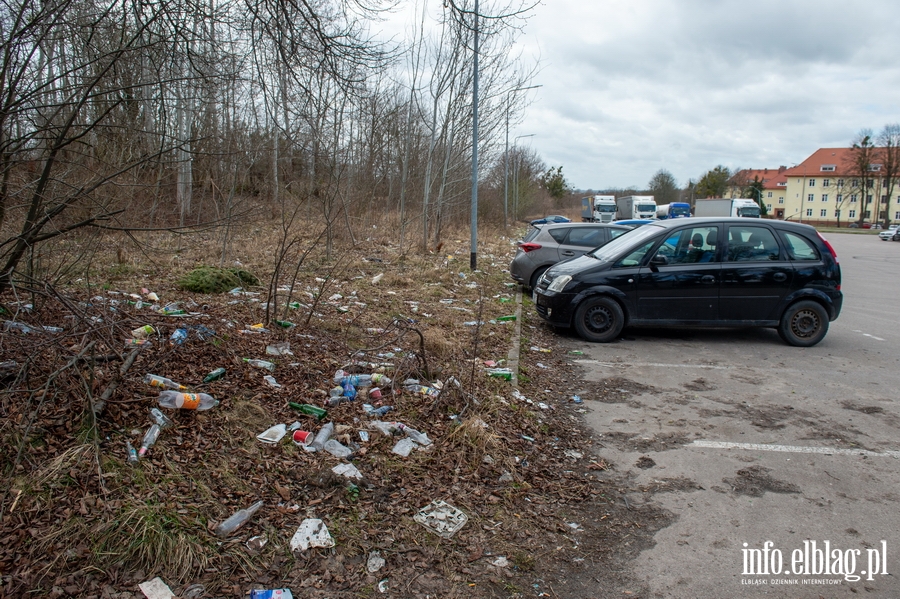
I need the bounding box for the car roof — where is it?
[535,222,630,229]
[645,217,821,234]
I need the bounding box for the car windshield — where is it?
[596,205,616,213]
[587,224,664,261]
[738,206,761,217]
[637,204,656,213]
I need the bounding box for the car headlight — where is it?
[547,274,572,292]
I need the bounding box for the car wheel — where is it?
[574,296,624,343]
[529,267,549,291]
[778,300,829,347]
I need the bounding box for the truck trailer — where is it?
[615,196,657,221]
[656,202,692,219]
[693,198,760,218]
[581,195,617,222]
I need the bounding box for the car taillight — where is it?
[817,233,839,263]
[519,242,542,253]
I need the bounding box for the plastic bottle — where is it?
[244,358,276,371]
[144,374,187,391]
[158,390,219,410]
[288,402,327,420]
[131,325,154,339]
[203,367,226,383]
[150,407,174,428]
[396,422,432,446]
[363,404,393,417]
[341,380,357,399]
[273,319,295,329]
[126,441,138,464]
[309,422,334,451]
[326,396,351,408]
[214,500,264,538]
[169,328,188,346]
[138,424,160,457]
[403,383,441,398]
[333,370,392,387]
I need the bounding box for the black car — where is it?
[533,218,843,347]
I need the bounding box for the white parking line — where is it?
[691,440,900,458]
[853,330,885,341]
[574,360,733,370]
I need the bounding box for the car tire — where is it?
[778,300,829,347]
[529,267,549,291]
[573,296,624,343]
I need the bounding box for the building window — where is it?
[806,209,813,217]
[819,209,827,217]
[809,179,816,186]
[821,165,835,171]
[823,179,830,187]
[870,164,882,172]
[835,210,841,218]
[837,178,844,187]
[867,180,874,188]
[849,210,856,218]
[851,194,857,203]
[880,210,887,219]
[867,194,873,203]
[766,204,772,211]
[779,198,784,204]
[852,179,859,187]
[882,195,889,204]
[822,194,828,202]
[837,194,843,203]
[895,211,900,220]
[865,210,871,219]
[767,191,773,198]
[808,194,815,202]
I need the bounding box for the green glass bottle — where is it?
[288,403,327,420]
[203,367,226,383]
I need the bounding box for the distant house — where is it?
[726,167,789,218]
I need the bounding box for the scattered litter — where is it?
[359,430,370,442]
[290,519,335,551]
[139,577,175,599]
[377,580,389,593]
[392,438,417,457]
[244,358,276,371]
[567,522,581,530]
[498,471,513,483]
[371,273,384,284]
[571,395,583,404]
[257,424,287,444]
[538,402,550,410]
[564,450,584,460]
[266,342,293,356]
[491,556,509,568]
[486,368,513,381]
[214,500,264,537]
[181,584,205,599]
[263,375,282,388]
[414,500,468,538]
[291,430,311,445]
[323,439,352,458]
[367,551,386,573]
[536,362,548,369]
[246,535,268,552]
[249,590,292,599]
[496,315,516,322]
[332,463,363,480]
[530,346,551,353]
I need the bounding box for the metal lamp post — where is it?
[512,134,535,222]
[504,85,541,229]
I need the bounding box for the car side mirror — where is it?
[650,254,669,266]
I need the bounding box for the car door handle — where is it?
[561,251,575,256]
[701,275,716,284]
[773,272,787,282]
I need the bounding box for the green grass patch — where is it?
[177,266,260,293]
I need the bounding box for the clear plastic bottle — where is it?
[126,440,138,464]
[396,422,432,446]
[144,374,187,391]
[244,359,276,371]
[149,407,174,428]
[309,422,334,451]
[158,390,219,410]
[138,424,160,457]
[131,325,155,339]
[214,500,264,537]
[169,328,188,346]
[333,370,391,387]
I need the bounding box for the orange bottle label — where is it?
[177,393,200,409]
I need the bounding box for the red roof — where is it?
[783,147,886,178]
[731,166,788,190]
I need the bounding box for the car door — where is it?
[558,226,609,260]
[719,224,794,322]
[634,225,721,322]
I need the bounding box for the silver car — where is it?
[510,222,634,289]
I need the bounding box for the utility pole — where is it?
[469,0,480,270]
[504,85,541,229]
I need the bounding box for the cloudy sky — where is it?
[378,0,900,191]
[509,0,900,190]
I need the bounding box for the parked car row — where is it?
[512,218,843,347]
[878,224,900,240]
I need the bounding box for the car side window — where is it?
[548,228,568,243]
[726,226,781,262]
[567,227,604,247]
[658,226,719,264]
[609,228,629,240]
[614,240,656,268]
[782,232,820,261]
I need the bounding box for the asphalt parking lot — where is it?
[567,231,900,598]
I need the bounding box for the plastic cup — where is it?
[292,430,312,445]
[368,387,382,400]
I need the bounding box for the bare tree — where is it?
[878,124,900,226]
[846,129,875,226]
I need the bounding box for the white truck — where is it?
[581,195,618,222]
[693,198,761,218]
[615,195,657,221]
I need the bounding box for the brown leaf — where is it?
[275,484,291,501]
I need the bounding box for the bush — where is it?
[177,266,259,293]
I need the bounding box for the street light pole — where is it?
[504,85,541,230]
[513,134,534,222]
